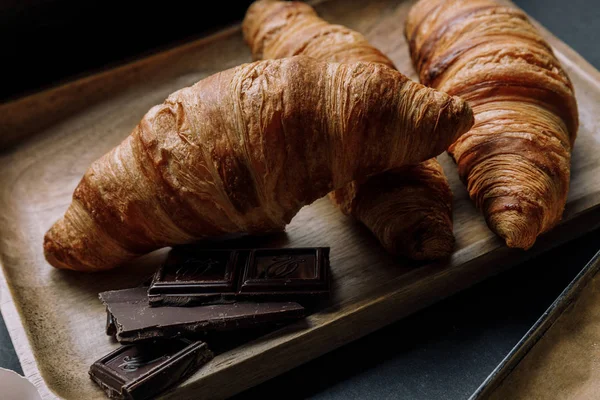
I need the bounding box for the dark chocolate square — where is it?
[89,339,212,400]
[103,340,188,378]
[240,248,329,295]
[161,250,234,284]
[148,249,242,305]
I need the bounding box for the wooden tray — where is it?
[1,0,600,398]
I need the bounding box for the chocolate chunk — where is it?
[148,247,330,306]
[150,249,241,305]
[106,311,117,336]
[89,339,212,400]
[239,248,329,294]
[100,287,305,343]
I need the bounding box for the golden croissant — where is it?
[44,56,473,271]
[406,0,578,249]
[243,0,456,259]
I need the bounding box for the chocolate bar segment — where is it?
[148,247,330,306]
[157,249,239,297]
[240,248,329,294]
[100,287,305,343]
[89,339,212,400]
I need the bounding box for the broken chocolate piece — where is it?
[89,339,212,400]
[100,287,305,343]
[148,247,330,306]
[106,311,117,336]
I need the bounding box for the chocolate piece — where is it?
[89,339,212,400]
[106,312,117,336]
[100,287,305,343]
[148,247,330,306]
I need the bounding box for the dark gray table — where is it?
[1,0,599,398]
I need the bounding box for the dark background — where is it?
[1,0,251,102]
[1,0,600,399]
[2,0,599,101]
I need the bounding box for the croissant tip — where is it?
[453,97,475,142]
[44,221,102,272]
[43,228,74,270]
[487,213,539,251]
[497,230,537,250]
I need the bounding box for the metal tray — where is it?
[471,250,600,399]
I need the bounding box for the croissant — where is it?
[406,0,578,249]
[44,56,473,271]
[243,0,456,259]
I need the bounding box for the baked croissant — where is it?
[406,0,578,249]
[243,0,456,259]
[44,56,473,271]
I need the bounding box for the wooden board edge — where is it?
[0,265,58,399]
[161,206,600,400]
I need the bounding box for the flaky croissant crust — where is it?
[44,56,472,271]
[243,0,457,259]
[406,0,578,249]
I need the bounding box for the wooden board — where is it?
[1,0,600,399]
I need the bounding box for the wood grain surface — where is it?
[1,0,600,399]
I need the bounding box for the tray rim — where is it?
[470,249,600,399]
[1,1,600,399]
